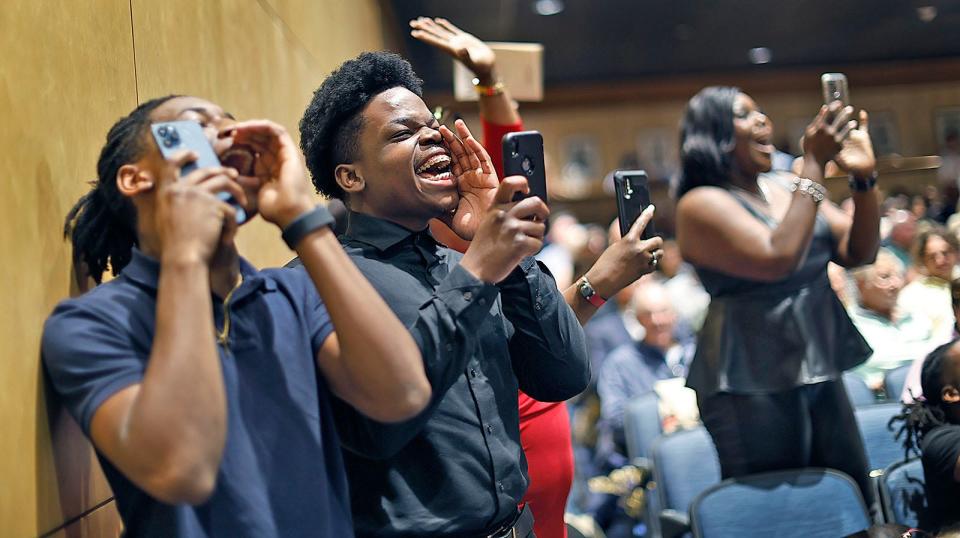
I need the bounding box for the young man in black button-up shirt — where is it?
[297,51,590,537]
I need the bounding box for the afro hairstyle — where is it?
[299,51,424,200]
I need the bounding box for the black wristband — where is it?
[848,171,878,192]
[281,205,335,249]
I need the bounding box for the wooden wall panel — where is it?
[46,501,121,538]
[131,0,385,269]
[0,2,137,536]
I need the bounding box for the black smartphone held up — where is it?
[502,131,548,205]
[150,120,247,223]
[613,170,655,239]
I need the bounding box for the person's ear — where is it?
[116,164,155,197]
[942,385,960,404]
[335,164,365,195]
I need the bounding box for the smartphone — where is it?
[821,73,850,106]
[150,120,247,223]
[502,131,548,205]
[613,170,655,239]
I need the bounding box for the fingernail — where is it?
[646,204,656,214]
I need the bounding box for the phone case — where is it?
[613,170,655,239]
[502,131,548,204]
[821,73,849,106]
[150,121,246,223]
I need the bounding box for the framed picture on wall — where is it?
[558,134,601,198]
[635,128,677,182]
[867,110,900,157]
[934,107,960,148]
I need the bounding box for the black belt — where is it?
[484,504,535,538]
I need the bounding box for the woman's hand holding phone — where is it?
[584,205,663,300]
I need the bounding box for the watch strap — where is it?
[281,205,335,249]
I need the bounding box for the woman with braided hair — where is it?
[891,340,960,532]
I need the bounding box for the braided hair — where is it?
[890,340,957,457]
[64,95,179,283]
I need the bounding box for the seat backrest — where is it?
[879,457,927,528]
[854,403,905,473]
[884,364,912,402]
[623,392,661,460]
[690,468,870,538]
[651,426,721,512]
[844,372,876,407]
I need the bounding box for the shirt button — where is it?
[479,297,487,306]
[486,424,494,433]
[445,343,453,352]
[470,368,478,378]
[463,291,473,301]
[498,481,505,492]
[535,303,542,311]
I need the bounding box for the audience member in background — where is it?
[597,281,695,458]
[849,249,935,390]
[583,221,648,373]
[42,96,430,536]
[899,228,960,344]
[536,212,585,290]
[674,87,880,503]
[938,130,960,192]
[902,278,960,402]
[653,238,710,331]
[891,340,960,533]
[300,50,593,538]
[828,261,857,307]
[410,20,664,538]
[883,209,919,272]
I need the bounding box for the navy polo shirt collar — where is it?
[121,248,275,297]
[344,210,437,253]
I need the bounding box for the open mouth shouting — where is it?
[751,130,775,155]
[220,144,257,177]
[415,149,454,184]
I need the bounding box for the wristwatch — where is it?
[577,277,606,308]
[848,171,878,192]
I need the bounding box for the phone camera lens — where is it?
[157,126,169,137]
[521,156,534,175]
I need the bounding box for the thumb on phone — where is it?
[626,204,656,240]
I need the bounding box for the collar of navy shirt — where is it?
[122,247,274,301]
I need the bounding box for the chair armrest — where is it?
[659,509,690,538]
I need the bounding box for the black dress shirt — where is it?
[331,211,589,537]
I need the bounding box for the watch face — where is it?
[579,279,594,298]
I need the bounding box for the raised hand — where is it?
[459,176,550,284]
[584,206,664,299]
[229,120,316,229]
[439,119,499,240]
[833,110,876,178]
[155,151,244,265]
[410,17,496,82]
[803,101,854,166]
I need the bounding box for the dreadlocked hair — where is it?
[890,339,956,458]
[64,95,179,283]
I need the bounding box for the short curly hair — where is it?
[299,51,424,200]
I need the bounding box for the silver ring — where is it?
[649,252,660,268]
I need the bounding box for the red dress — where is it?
[485,119,573,538]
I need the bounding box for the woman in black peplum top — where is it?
[674,86,880,502]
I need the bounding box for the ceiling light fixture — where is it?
[748,47,772,65]
[533,0,564,16]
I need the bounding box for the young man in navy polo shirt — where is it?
[42,95,430,537]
